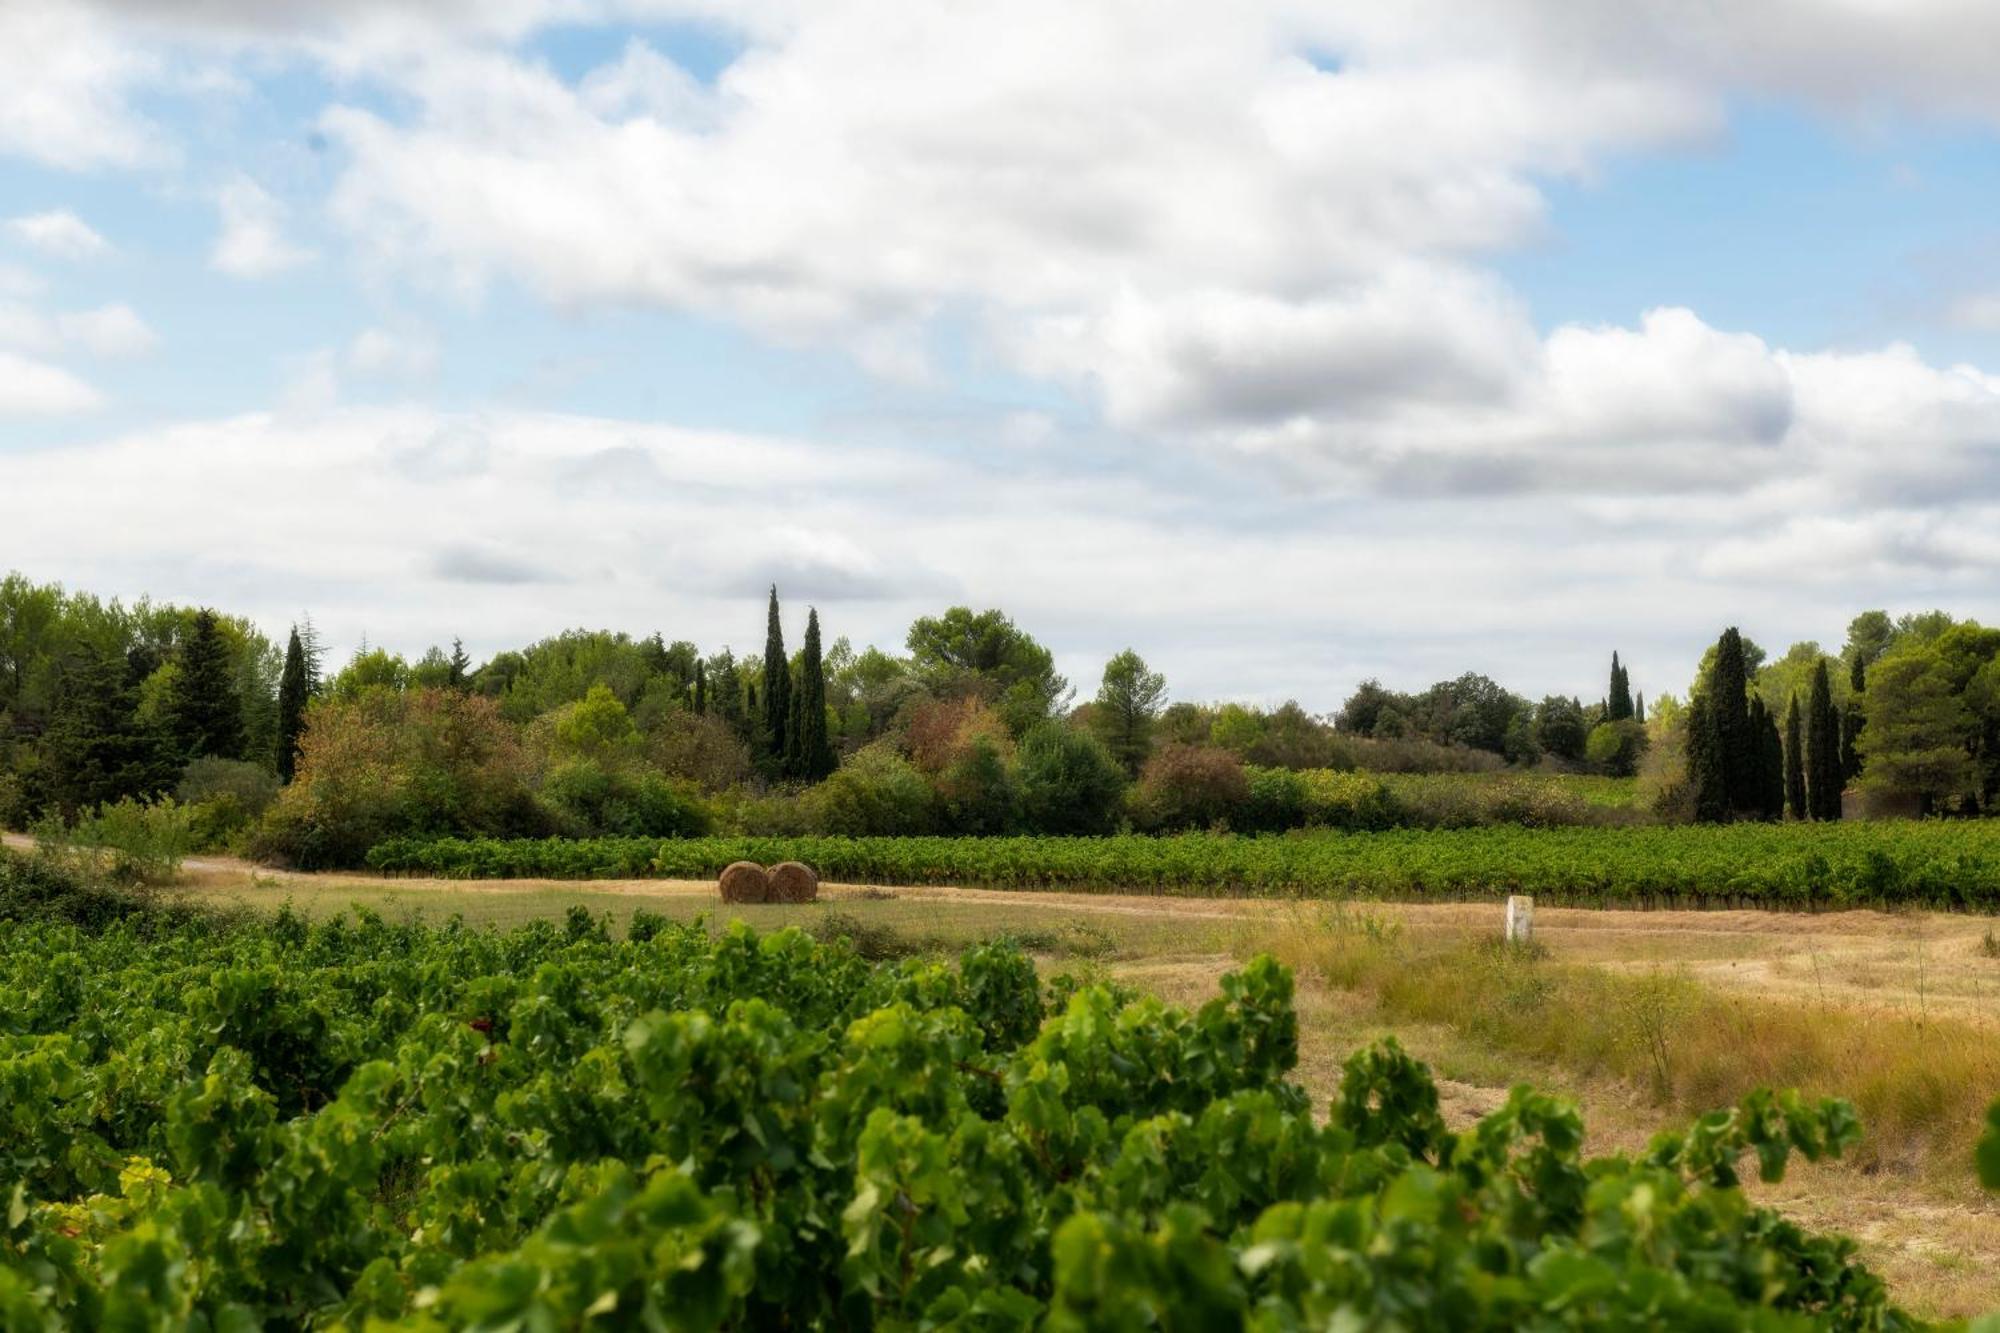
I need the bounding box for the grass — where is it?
[1247,900,2000,1183]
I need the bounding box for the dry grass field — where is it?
[65,847,2000,1319]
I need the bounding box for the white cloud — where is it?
[0,300,156,359]
[347,325,439,379]
[210,177,313,278]
[6,210,111,259]
[0,3,164,169]
[0,351,100,414]
[56,303,156,357]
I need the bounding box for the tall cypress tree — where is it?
[1807,658,1843,820]
[1688,695,1727,824]
[1841,653,1865,782]
[782,663,804,779]
[1748,696,1782,820]
[166,609,245,762]
[1761,705,1785,820]
[693,660,707,715]
[709,649,746,742]
[1783,694,1806,821]
[1608,652,1633,721]
[1634,692,1645,725]
[275,627,309,782]
[759,586,790,775]
[1710,628,1754,815]
[794,607,837,781]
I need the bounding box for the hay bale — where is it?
[768,861,820,904]
[717,861,771,904]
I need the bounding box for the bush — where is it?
[0,847,157,928]
[805,743,935,835]
[250,688,549,868]
[541,760,712,838]
[176,757,282,852]
[1586,718,1649,777]
[1131,743,1248,831]
[0,769,25,831]
[34,795,193,885]
[647,709,752,791]
[935,733,1018,834]
[1015,722,1126,834]
[176,756,280,812]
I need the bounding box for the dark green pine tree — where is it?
[1634,692,1645,725]
[448,637,472,691]
[794,607,837,781]
[1807,658,1843,821]
[1607,652,1633,721]
[1783,694,1806,821]
[693,660,707,715]
[166,609,245,762]
[275,627,309,782]
[1710,628,1755,815]
[1841,653,1865,782]
[40,644,174,815]
[758,586,790,776]
[1687,694,1728,824]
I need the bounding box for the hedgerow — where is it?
[0,910,1964,1327]
[365,821,2000,910]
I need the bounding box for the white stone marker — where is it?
[1504,894,1534,944]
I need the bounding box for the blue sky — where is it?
[6,2,2000,708]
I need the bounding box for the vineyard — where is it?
[365,821,2000,910]
[5,895,1980,1329]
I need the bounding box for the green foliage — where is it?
[906,605,1069,736]
[0,847,165,928]
[1583,718,1646,777]
[1785,694,1807,820]
[1979,1101,2000,1191]
[35,795,193,885]
[1687,694,1727,824]
[793,608,837,782]
[760,586,790,776]
[806,743,937,836]
[1859,646,1977,811]
[0,913,1918,1328]
[274,628,308,783]
[541,760,712,838]
[1132,743,1248,831]
[550,682,642,764]
[1709,627,1756,815]
[1807,658,1844,820]
[251,688,548,869]
[370,819,2000,908]
[1092,648,1166,774]
[1534,695,1588,761]
[1607,650,1633,721]
[1015,722,1127,836]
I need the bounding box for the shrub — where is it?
[0,769,25,831]
[1131,743,1248,831]
[251,688,548,868]
[1586,718,1649,777]
[805,743,935,835]
[35,795,192,885]
[176,756,280,812]
[0,847,155,928]
[1014,722,1126,835]
[541,760,711,838]
[648,709,752,791]
[935,733,1018,834]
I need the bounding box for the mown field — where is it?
[367,820,2000,910]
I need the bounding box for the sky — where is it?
[5,1,2000,712]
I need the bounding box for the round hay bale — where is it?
[768,861,820,904]
[717,861,771,904]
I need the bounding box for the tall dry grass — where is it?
[1252,900,2000,1181]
